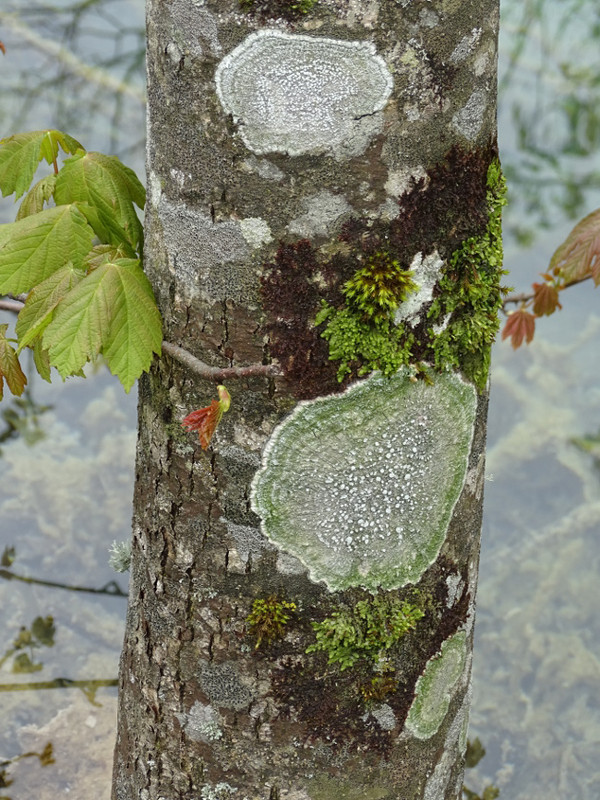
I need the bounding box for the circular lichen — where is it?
[251,368,477,591]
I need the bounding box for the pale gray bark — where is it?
[112,1,500,798]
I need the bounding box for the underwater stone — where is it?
[215,30,393,159]
[405,631,468,740]
[251,369,477,592]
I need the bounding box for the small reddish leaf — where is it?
[549,207,600,285]
[0,323,27,400]
[501,309,536,349]
[182,385,231,450]
[0,41,6,56]
[532,281,562,316]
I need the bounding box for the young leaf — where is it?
[32,339,52,383]
[0,323,27,400]
[41,262,122,378]
[54,151,145,251]
[83,243,133,270]
[0,130,83,200]
[501,308,536,349]
[182,385,231,449]
[16,175,57,220]
[549,207,600,286]
[101,259,163,392]
[0,204,94,294]
[41,258,162,390]
[75,202,136,256]
[16,264,84,351]
[532,281,562,316]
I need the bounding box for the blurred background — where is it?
[0,1,599,798]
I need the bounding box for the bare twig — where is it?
[0,298,24,313]
[501,274,594,313]
[161,340,280,380]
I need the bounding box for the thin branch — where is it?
[0,298,280,380]
[501,274,594,312]
[0,12,146,105]
[0,298,24,313]
[161,340,280,381]
[0,568,127,597]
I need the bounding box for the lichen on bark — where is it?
[251,368,477,591]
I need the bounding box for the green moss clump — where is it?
[427,159,508,391]
[315,304,415,380]
[316,250,417,381]
[343,251,417,322]
[246,596,296,649]
[306,593,424,670]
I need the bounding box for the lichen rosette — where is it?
[251,369,477,591]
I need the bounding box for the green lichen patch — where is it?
[251,368,477,592]
[306,592,424,670]
[405,630,467,740]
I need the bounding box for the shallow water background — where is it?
[0,1,599,798]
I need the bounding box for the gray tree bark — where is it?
[112,1,501,798]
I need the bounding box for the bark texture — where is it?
[112,1,500,798]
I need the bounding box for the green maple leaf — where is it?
[16,264,84,351]
[0,324,27,400]
[32,338,52,383]
[16,174,57,220]
[0,130,83,200]
[42,258,161,391]
[0,204,94,294]
[54,151,145,251]
[101,259,162,391]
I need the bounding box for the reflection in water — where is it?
[463,738,501,800]
[1,742,55,800]
[0,548,127,597]
[0,615,55,675]
[499,0,600,247]
[0,390,51,454]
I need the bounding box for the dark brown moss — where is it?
[259,145,498,399]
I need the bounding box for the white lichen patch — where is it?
[394,250,444,327]
[215,30,393,159]
[449,28,483,64]
[176,701,223,743]
[405,630,468,740]
[370,703,397,731]
[452,88,488,140]
[158,197,251,302]
[239,217,273,249]
[251,369,477,592]
[287,191,352,239]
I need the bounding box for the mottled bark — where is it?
[112,1,500,799]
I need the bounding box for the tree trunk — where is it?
[112,1,502,798]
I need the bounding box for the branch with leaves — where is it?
[0,129,280,411]
[501,209,600,348]
[0,129,160,398]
